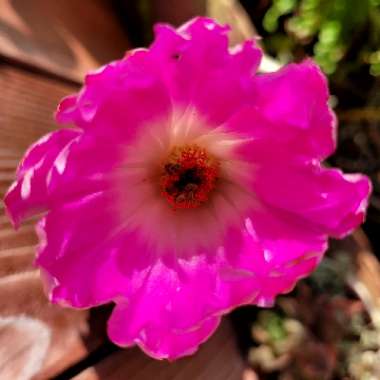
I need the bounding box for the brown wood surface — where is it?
[0,0,130,83]
[0,63,107,379]
[74,320,244,380]
[0,65,75,152]
[343,230,380,311]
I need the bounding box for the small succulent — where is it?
[248,250,380,379]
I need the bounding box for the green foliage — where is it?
[263,0,380,76]
[257,310,288,341]
[263,0,297,32]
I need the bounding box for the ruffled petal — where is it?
[247,201,328,263]
[108,301,221,360]
[4,129,81,227]
[45,133,123,203]
[4,130,125,228]
[56,49,172,142]
[234,218,323,306]
[36,191,153,308]
[36,194,256,346]
[244,60,336,160]
[55,95,81,125]
[223,212,325,307]
[109,211,326,338]
[151,17,262,125]
[253,161,371,238]
[103,224,270,351]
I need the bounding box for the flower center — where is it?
[160,144,219,209]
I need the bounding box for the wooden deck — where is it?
[0,1,245,379]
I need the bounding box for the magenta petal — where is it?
[104,222,310,349]
[253,161,372,238]
[4,129,80,227]
[4,130,123,228]
[108,302,221,360]
[57,50,172,142]
[227,215,325,306]
[252,60,336,159]
[151,17,262,125]
[107,240,255,347]
[229,40,262,75]
[45,133,122,203]
[55,95,81,125]
[36,192,154,308]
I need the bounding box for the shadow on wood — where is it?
[0,0,130,83]
[74,319,244,380]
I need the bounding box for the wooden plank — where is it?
[0,271,94,380]
[151,0,206,26]
[0,64,75,152]
[340,230,380,312]
[0,0,130,83]
[0,65,106,379]
[0,63,76,274]
[74,320,245,380]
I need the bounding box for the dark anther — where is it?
[165,185,177,195]
[174,168,203,191]
[184,183,198,192]
[175,193,187,203]
[165,163,181,175]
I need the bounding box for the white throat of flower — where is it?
[114,108,255,256]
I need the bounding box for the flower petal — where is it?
[233,219,323,306]
[4,129,80,227]
[253,161,371,238]
[108,301,221,360]
[151,17,262,125]
[36,191,153,308]
[244,60,336,159]
[56,50,172,142]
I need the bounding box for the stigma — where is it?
[160,144,219,209]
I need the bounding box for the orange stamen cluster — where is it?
[160,145,219,209]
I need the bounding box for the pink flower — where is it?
[4,17,371,359]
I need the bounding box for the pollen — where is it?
[160,144,219,209]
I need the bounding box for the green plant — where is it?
[262,0,380,75]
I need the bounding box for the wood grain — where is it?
[0,64,105,379]
[0,0,130,83]
[0,271,95,380]
[74,320,244,380]
[0,315,51,380]
[0,65,75,154]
